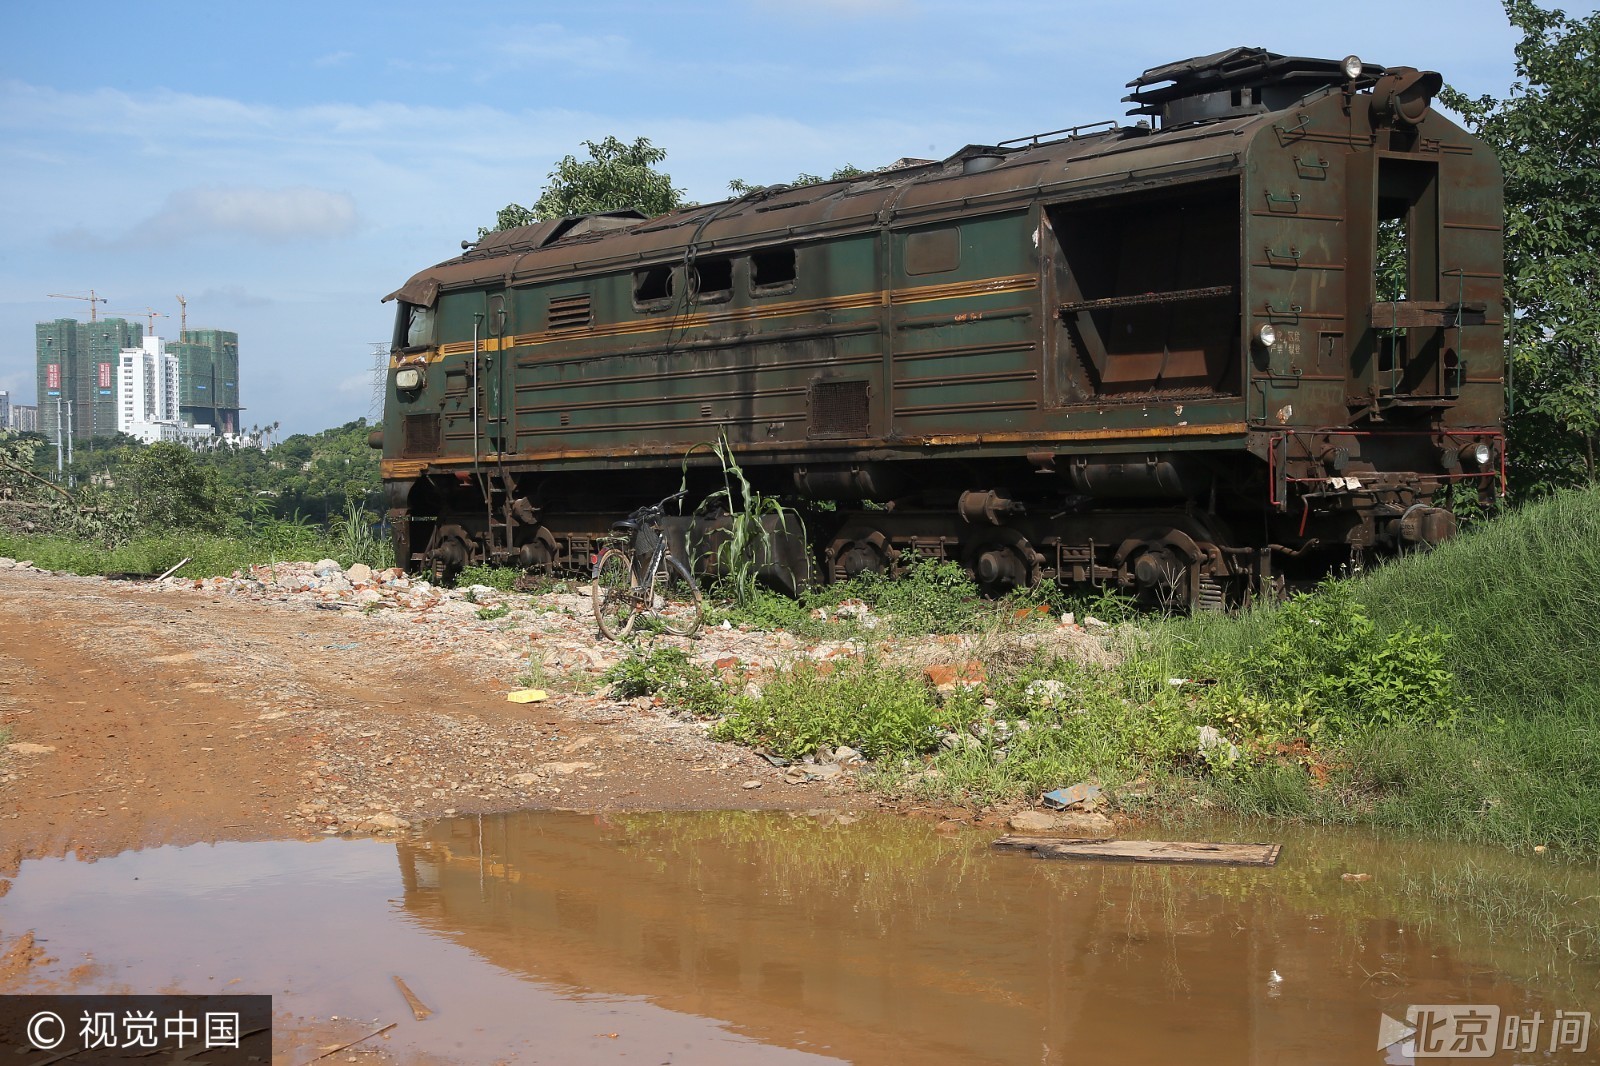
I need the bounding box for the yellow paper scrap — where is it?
[506,689,549,704]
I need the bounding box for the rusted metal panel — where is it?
[1369,301,1487,329]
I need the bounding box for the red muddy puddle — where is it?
[2,811,1596,1064]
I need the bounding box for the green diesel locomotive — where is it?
[377,47,1504,609]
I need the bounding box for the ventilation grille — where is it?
[402,414,440,458]
[547,294,593,331]
[808,380,870,439]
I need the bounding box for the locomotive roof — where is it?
[385,51,1385,306]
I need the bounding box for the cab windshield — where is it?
[395,304,434,350]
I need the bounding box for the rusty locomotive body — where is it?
[377,48,1504,607]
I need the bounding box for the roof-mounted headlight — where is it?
[1342,54,1364,81]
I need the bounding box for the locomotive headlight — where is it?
[1472,442,1492,466]
[1256,323,1278,348]
[394,366,425,391]
[1342,54,1364,80]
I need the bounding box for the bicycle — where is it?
[591,489,705,639]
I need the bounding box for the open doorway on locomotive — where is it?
[375,47,1504,612]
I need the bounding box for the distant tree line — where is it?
[0,419,381,546]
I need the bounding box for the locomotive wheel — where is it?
[1128,545,1189,613]
[426,524,473,584]
[960,528,1040,595]
[1114,527,1228,613]
[516,528,560,576]
[827,525,897,581]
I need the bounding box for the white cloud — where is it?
[492,23,632,72]
[193,285,275,309]
[143,186,359,243]
[52,186,358,247]
[313,50,354,68]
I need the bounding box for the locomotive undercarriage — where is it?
[388,446,1459,612]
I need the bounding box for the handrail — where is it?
[998,120,1120,148]
[1059,285,1235,315]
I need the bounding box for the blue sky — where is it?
[0,0,1579,434]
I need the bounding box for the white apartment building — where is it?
[117,336,213,444]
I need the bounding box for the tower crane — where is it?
[176,294,187,337]
[105,308,169,334]
[47,289,107,321]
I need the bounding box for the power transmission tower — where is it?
[369,343,391,416]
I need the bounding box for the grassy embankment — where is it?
[606,487,1600,857]
[1177,486,1600,851]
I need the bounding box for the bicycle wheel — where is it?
[651,554,705,637]
[592,547,638,640]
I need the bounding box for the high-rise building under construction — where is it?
[35,316,243,442]
[36,317,143,442]
[171,328,242,434]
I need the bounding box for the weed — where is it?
[456,564,520,591]
[1225,581,1459,735]
[516,649,555,692]
[686,431,806,607]
[712,656,948,760]
[476,604,511,621]
[850,555,981,635]
[329,498,393,569]
[602,646,730,718]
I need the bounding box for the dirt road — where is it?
[0,568,852,877]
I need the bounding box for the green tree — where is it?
[126,442,226,531]
[485,136,686,234]
[728,164,869,196]
[1441,1,1600,492]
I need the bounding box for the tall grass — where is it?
[1354,488,1600,716]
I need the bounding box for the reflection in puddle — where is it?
[3,812,1596,1064]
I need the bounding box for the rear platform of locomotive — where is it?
[376,47,1504,609]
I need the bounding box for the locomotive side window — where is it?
[751,247,797,294]
[633,265,675,309]
[1372,157,1441,388]
[395,303,434,352]
[1050,180,1240,397]
[904,227,961,276]
[691,257,734,302]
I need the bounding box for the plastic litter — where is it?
[1042,782,1102,810]
[506,689,549,703]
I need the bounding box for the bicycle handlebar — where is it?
[626,488,689,524]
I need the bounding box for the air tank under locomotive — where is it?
[375,47,1505,609]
